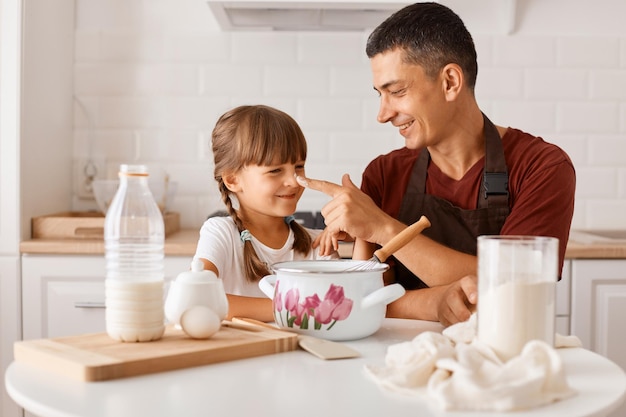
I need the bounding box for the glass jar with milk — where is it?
[477,235,558,362]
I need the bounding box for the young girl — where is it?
[193,105,339,321]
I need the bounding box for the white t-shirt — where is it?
[193,216,339,297]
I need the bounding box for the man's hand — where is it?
[297,173,395,245]
[436,275,478,327]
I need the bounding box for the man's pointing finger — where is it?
[296,175,343,198]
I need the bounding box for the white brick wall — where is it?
[73,0,626,230]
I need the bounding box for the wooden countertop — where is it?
[19,229,626,259]
[563,230,626,258]
[20,229,200,257]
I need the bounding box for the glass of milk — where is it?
[477,235,558,362]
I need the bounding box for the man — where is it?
[303,2,575,326]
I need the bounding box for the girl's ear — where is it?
[222,172,241,193]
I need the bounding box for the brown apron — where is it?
[394,114,510,289]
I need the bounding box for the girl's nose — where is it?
[284,170,300,186]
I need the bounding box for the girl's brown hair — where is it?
[212,105,312,282]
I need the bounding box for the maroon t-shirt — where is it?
[361,127,576,274]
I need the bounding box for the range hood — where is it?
[206,0,411,31]
[206,0,517,32]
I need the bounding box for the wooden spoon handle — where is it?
[373,215,431,263]
[231,317,283,331]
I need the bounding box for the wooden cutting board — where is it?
[14,324,298,382]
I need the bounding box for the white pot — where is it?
[259,260,405,341]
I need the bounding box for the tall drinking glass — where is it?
[477,235,558,361]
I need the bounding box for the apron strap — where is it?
[396,145,430,223]
[478,113,509,209]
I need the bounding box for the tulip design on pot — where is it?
[273,281,354,331]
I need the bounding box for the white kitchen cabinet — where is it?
[21,255,191,340]
[555,260,571,336]
[571,259,626,366]
[571,259,626,417]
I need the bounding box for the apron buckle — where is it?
[484,172,509,198]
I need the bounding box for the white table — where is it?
[5,319,626,417]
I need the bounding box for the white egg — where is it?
[180,306,221,339]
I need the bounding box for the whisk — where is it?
[345,215,431,271]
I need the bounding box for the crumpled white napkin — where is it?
[365,314,582,412]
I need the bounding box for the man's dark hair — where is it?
[366,2,478,90]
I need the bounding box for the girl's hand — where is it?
[313,228,352,256]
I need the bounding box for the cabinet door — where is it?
[22,255,191,340]
[571,259,626,370]
[555,260,571,335]
[47,279,107,338]
[22,255,106,340]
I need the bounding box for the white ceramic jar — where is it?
[164,260,229,330]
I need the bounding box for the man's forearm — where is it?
[391,234,477,286]
[385,286,446,322]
